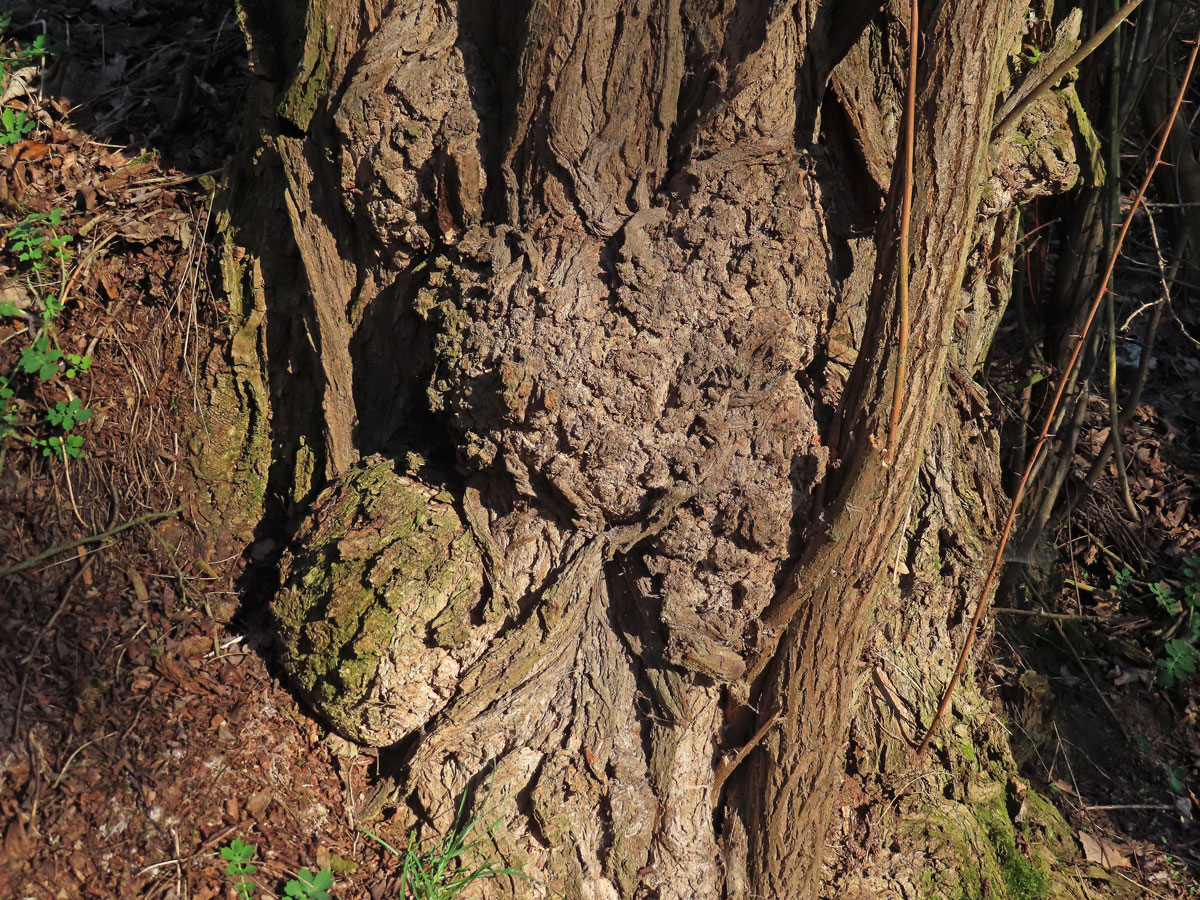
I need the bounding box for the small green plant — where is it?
[1149,580,1178,616]
[0,207,94,470]
[0,18,49,143]
[1158,638,1197,688]
[0,16,50,77]
[284,868,334,900]
[1151,557,1200,688]
[0,106,33,144]
[8,207,73,277]
[46,396,92,430]
[1133,732,1190,795]
[1108,566,1133,597]
[1183,556,1200,602]
[219,839,335,900]
[220,839,259,900]
[1162,760,1187,793]
[364,778,525,900]
[1103,558,1200,688]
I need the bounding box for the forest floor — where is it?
[0,3,1199,900]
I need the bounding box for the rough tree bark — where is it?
[203,1,1097,898]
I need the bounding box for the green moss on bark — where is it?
[187,216,271,545]
[272,456,485,745]
[907,775,1117,900]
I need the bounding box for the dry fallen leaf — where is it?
[126,567,149,603]
[1079,831,1131,869]
[9,140,50,161]
[246,789,272,817]
[0,818,32,865]
[0,281,35,312]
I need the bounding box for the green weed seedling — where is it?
[284,868,333,900]
[1108,566,1134,599]
[0,17,50,143]
[46,397,91,430]
[364,779,526,900]
[1149,557,1200,688]
[0,15,50,75]
[221,839,259,900]
[8,207,73,278]
[1158,638,1197,688]
[1183,556,1200,599]
[1103,558,1200,688]
[0,208,94,470]
[220,838,335,900]
[0,106,33,144]
[1133,733,1190,795]
[1149,580,1179,616]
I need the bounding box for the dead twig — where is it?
[51,731,117,789]
[0,507,179,579]
[1044,600,1130,740]
[1083,803,1174,810]
[991,606,1138,624]
[1102,16,1139,522]
[1057,210,1174,529]
[712,708,782,804]
[12,559,91,739]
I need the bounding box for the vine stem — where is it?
[886,0,919,462]
[915,25,1200,758]
[1104,0,1139,522]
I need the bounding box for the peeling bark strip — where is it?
[222,0,1087,897]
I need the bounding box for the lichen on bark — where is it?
[272,456,488,745]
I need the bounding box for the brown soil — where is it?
[0,5,414,898]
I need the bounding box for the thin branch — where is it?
[12,560,90,739]
[915,25,1200,758]
[1103,6,1139,521]
[1046,601,1129,739]
[886,0,919,462]
[991,606,1134,623]
[711,708,781,804]
[1057,217,1174,529]
[0,507,180,579]
[1083,803,1174,810]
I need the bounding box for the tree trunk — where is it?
[209,1,1091,897]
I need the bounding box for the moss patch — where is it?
[187,221,271,546]
[275,0,335,130]
[976,793,1051,900]
[906,778,1090,900]
[272,456,485,745]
